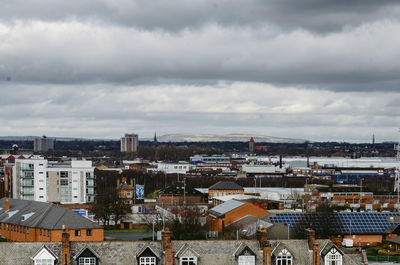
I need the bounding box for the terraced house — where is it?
[0,226,366,265]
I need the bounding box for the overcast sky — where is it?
[1,0,400,142]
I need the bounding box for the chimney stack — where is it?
[162,228,173,265]
[306,228,315,250]
[62,226,70,265]
[312,243,320,265]
[5,199,10,211]
[257,226,272,265]
[257,226,267,244]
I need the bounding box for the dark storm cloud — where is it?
[1,0,400,33]
[1,19,400,91]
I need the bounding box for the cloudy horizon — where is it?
[1,0,400,142]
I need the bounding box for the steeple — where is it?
[154,131,158,145]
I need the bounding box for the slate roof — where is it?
[172,240,263,265]
[0,240,364,265]
[208,181,243,190]
[208,200,245,217]
[270,240,363,265]
[0,198,101,230]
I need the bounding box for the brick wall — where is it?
[207,203,268,231]
[0,223,103,242]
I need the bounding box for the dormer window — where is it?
[136,245,159,265]
[74,247,99,265]
[139,257,156,265]
[180,257,197,265]
[79,257,96,265]
[32,246,57,265]
[325,248,342,265]
[276,249,292,265]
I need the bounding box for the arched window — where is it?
[325,248,342,265]
[276,249,292,265]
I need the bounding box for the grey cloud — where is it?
[0,84,399,142]
[1,0,400,33]
[2,20,400,91]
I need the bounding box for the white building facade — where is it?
[13,158,95,204]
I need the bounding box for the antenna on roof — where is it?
[394,128,400,204]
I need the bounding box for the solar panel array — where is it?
[269,212,400,234]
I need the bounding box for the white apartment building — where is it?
[13,158,95,204]
[148,162,190,174]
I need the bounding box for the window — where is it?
[238,255,255,265]
[276,249,292,265]
[35,259,53,265]
[139,257,156,265]
[325,248,342,265]
[87,229,92,236]
[75,230,81,236]
[180,257,197,265]
[79,257,96,265]
[60,179,68,186]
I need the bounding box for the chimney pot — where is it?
[5,199,10,211]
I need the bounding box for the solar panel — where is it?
[269,212,400,234]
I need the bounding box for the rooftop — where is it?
[208,200,245,217]
[0,198,101,230]
[208,181,243,190]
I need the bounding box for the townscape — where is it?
[1,134,399,264]
[2,1,400,264]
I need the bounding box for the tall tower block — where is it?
[249,137,255,153]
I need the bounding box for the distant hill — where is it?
[149,133,308,143]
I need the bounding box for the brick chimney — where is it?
[257,226,271,265]
[306,228,315,250]
[312,243,320,265]
[61,225,70,265]
[257,226,267,244]
[4,199,10,211]
[162,227,173,265]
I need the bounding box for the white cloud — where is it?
[0,83,399,142]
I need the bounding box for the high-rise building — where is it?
[34,136,54,152]
[120,133,138,152]
[249,137,255,153]
[12,158,95,204]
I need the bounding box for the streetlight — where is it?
[152,218,155,241]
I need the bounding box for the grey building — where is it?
[121,133,139,152]
[34,136,55,152]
